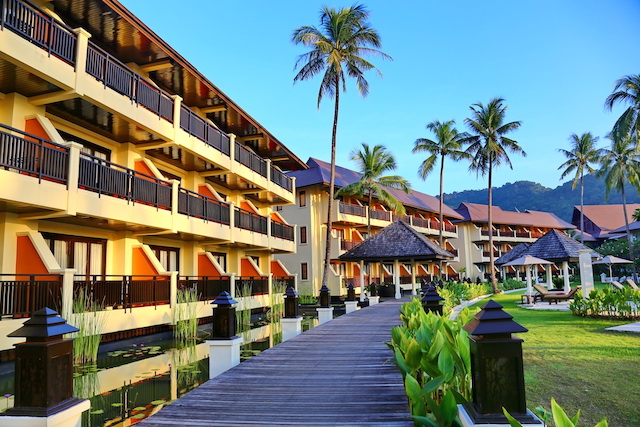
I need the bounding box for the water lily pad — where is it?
[90,409,104,415]
[111,403,123,407]
[132,413,146,419]
[133,406,147,411]
[150,400,166,405]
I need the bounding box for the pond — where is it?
[0,315,320,426]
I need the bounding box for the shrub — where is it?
[570,288,640,319]
[499,278,526,291]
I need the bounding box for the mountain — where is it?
[442,174,640,221]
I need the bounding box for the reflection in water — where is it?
[0,315,319,426]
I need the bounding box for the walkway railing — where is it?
[271,219,294,241]
[235,207,267,234]
[177,187,230,224]
[370,209,390,221]
[179,106,230,155]
[86,41,174,122]
[272,276,295,289]
[0,274,63,318]
[1,0,76,64]
[78,153,172,209]
[235,142,267,177]
[0,123,69,184]
[270,165,292,191]
[235,277,268,296]
[73,275,170,309]
[177,276,230,301]
[339,202,366,217]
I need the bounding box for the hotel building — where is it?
[0,0,304,353]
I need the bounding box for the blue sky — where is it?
[122,0,640,195]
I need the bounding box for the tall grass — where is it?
[267,280,287,321]
[71,289,107,366]
[173,286,199,343]
[235,281,253,333]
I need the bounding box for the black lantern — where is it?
[463,300,537,424]
[211,291,238,339]
[369,282,378,297]
[319,284,330,307]
[284,287,299,318]
[346,284,356,302]
[420,279,430,295]
[6,307,81,417]
[421,284,445,314]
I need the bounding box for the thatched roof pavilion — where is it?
[523,229,600,263]
[495,243,530,266]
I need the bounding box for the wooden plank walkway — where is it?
[140,298,413,426]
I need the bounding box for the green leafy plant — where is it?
[267,280,287,321]
[570,288,640,319]
[71,288,107,365]
[504,398,608,427]
[499,278,526,291]
[173,286,199,343]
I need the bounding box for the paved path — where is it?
[140,298,413,426]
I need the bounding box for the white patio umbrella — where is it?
[504,255,554,301]
[593,255,633,282]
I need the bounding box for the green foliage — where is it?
[597,238,640,270]
[268,280,288,321]
[173,286,199,343]
[569,287,640,319]
[504,398,608,427]
[439,282,492,313]
[499,278,526,291]
[552,277,565,290]
[71,288,107,365]
[298,293,318,304]
[389,299,476,426]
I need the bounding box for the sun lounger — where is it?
[611,281,625,291]
[625,279,639,291]
[543,287,579,304]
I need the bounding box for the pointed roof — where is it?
[495,243,530,266]
[522,229,600,262]
[339,221,454,262]
[288,158,462,219]
[572,204,640,238]
[455,202,574,229]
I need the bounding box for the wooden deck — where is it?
[140,298,413,426]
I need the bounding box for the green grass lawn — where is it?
[469,292,640,426]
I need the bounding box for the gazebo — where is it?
[339,221,454,300]
[517,229,600,292]
[495,243,530,281]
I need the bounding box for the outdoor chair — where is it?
[625,279,639,291]
[611,281,625,291]
[543,287,579,304]
[532,284,554,303]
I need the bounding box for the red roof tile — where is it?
[455,202,574,229]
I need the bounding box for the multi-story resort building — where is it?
[0,0,305,353]
[276,158,462,296]
[571,204,640,246]
[451,202,575,280]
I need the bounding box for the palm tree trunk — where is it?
[322,74,340,290]
[580,173,585,245]
[621,182,638,281]
[367,190,372,238]
[488,159,498,293]
[438,153,444,278]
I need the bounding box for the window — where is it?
[250,255,260,267]
[300,226,307,244]
[209,252,227,272]
[275,205,283,211]
[301,263,308,280]
[149,245,180,272]
[43,233,106,279]
[299,191,306,207]
[60,131,111,161]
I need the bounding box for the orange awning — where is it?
[270,260,288,277]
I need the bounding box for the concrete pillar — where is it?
[368,296,380,305]
[359,260,365,302]
[411,260,417,296]
[229,273,237,299]
[345,301,358,314]
[578,249,595,297]
[72,28,91,96]
[316,307,334,324]
[562,261,570,292]
[169,271,178,311]
[170,179,179,233]
[61,268,76,322]
[206,337,242,379]
[545,264,553,290]
[281,317,302,341]
[64,142,82,216]
[171,95,182,136]
[394,259,401,299]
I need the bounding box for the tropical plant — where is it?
[463,98,525,294]
[336,143,410,237]
[598,132,640,280]
[499,278,526,291]
[413,120,470,275]
[557,132,603,244]
[292,4,390,290]
[504,398,608,427]
[604,74,640,140]
[634,208,640,222]
[173,286,200,343]
[570,287,640,319]
[71,288,107,365]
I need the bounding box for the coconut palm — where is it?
[463,98,525,293]
[604,74,640,140]
[598,133,640,279]
[557,133,603,244]
[336,143,410,238]
[292,4,390,290]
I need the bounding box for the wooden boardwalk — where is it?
[141,298,413,426]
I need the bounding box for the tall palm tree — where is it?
[292,4,390,290]
[463,98,525,293]
[598,133,640,280]
[336,143,410,238]
[557,133,603,244]
[604,74,640,140]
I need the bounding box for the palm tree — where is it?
[604,74,640,140]
[413,120,469,277]
[463,98,525,293]
[598,133,640,280]
[557,133,603,244]
[336,143,410,238]
[292,4,390,290]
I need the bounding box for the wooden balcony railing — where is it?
[482,251,501,258]
[369,209,390,221]
[1,0,76,64]
[444,223,457,233]
[86,41,174,122]
[234,142,267,177]
[411,216,431,229]
[235,207,267,234]
[0,123,69,184]
[271,219,294,241]
[79,153,172,209]
[177,276,230,301]
[339,202,366,217]
[73,275,170,309]
[177,187,230,224]
[400,277,413,284]
[273,276,295,289]
[516,231,530,238]
[448,248,459,257]
[481,229,499,237]
[235,277,269,296]
[340,240,358,251]
[179,106,230,155]
[270,164,293,192]
[392,214,410,222]
[0,274,63,319]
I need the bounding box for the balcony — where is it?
[0,274,63,319]
[177,276,231,301]
[235,277,269,296]
[339,202,366,217]
[370,209,391,221]
[73,275,170,309]
[179,106,230,155]
[235,207,267,234]
[271,219,294,241]
[177,187,230,225]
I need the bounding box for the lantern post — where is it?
[421,284,444,314]
[206,291,242,379]
[344,284,358,314]
[281,287,302,341]
[316,284,334,324]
